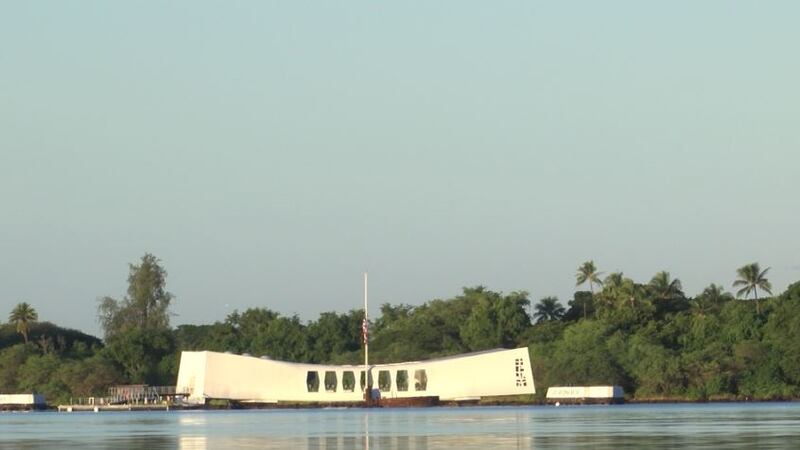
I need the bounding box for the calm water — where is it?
[2,403,800,449]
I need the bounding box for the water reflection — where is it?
[178,436,207,450]
[0,436,180,450]
[3,404,800,449]
[306,434,429,450]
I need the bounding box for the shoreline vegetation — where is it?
[3,254,800,408]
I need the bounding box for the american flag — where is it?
[361,316,369,345]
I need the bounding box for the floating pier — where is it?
[57,384,190,412]
[57,404,175,412]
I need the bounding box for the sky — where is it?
[1,2,799,337]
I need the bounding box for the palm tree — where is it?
[598,272,624,311]
[533,297,565,323]
[649,271,683,298]
[691,284,733,317]
[576,261,603,294]
[9,302,38,344]
[626,280,645,309]
[733,263,772,315]
[603,272,624,290]
[576,261,603,318]
[648,271,685,314]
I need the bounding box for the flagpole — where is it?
[363,272,369,396]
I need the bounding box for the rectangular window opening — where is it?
[324,371,337,392]
[342,371,355,392]
[378,370,391,392]
[307,371,320,392]
[396,370,409,392]
[414,369,427,392]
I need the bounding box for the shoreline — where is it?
[38,396,800,412]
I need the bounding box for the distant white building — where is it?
[546,386,624,404]
[0,394,46,410]
[176,347,534,405]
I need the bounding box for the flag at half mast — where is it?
[361,316,369,345]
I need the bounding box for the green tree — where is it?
[649,271,683,300]
[104,328,176,384]
[533,297,565,323]
[0,344,35,392]
[780,281,800,303]
[97,253,173,339]
[597,273,653,321]
[576,261,603,294]
[575,261,603,318]
[305,311,361,363]
[494,291,531,346]
[225,307,278,353]
[127,253,172,327]
[565,291,595,321]
[762,293,800,388]
[549,321,626,386]
[373,304,413,332]
[461,296,501,351]
[604,272,624,290]
[370,298,469,362]
[253,315,308,362]
[57,354,124,398]
[9,302,38,344]
[222,308,312,361]
[459,289,530,350]
[598,271,625,311]
[691,284,733,317]
[621,333,684,397]
[733,263,772,315]
[18,353,68,402]
[648,271,686,315]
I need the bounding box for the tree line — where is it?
[2,254,799,404]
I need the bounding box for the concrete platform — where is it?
[58,404,177,412]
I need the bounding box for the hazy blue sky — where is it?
[2,2,798,337]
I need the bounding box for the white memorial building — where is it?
[175,347,534,405]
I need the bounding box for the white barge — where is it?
[546,386,624,404]
[0,394,47,411]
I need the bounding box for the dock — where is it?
[57,404,176,412]
[57,384,190,412]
